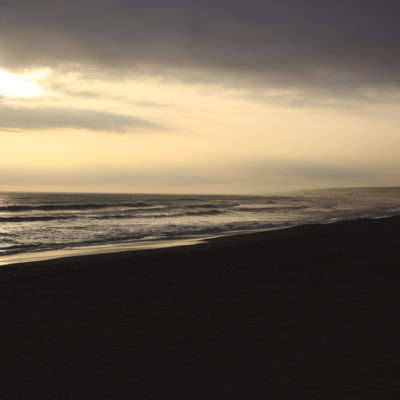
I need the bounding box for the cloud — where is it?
[0,104,163,132]
[56,88,173,108]
[0,0,399,95]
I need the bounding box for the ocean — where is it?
[1,187,400,265]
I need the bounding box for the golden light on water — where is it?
[0,69,49,98]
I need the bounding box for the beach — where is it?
[1,216,399,399]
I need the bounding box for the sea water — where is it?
[1,187,400,264]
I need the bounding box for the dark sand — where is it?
[1,216,400,399]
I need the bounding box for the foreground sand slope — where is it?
[0,217,400,399]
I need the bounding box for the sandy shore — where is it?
[1,216,400,399]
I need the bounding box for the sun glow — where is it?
[0,69,49,98]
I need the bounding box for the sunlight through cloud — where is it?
[0,69,49,98]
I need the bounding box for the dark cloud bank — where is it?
[0,0,399,93]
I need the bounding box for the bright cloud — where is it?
[0,69,49,98]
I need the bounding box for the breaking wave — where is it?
[0,202,156,212]
[0,215,77,222]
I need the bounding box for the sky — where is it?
[0,0,399,194]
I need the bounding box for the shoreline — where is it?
[0,223,298,268]
[1,214,399,398]
[0,214,399,280]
